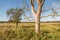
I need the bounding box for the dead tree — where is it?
[30,0,45,34]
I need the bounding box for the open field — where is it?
[0,22,60,31]
[0,22,60,40]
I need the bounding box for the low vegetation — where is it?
[0,22,60,40]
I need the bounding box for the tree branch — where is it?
[36,0,42,6]
[30,0,34,7]
[36,0,44,14]
[41,0,45,6]
[30,0,36,16]
[36,0,41,14]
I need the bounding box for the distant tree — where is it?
[6,8,23,28]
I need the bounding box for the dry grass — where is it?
[0,22,60,32]
[0,22,60,40]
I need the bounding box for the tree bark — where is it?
[35,6,42,34]
[30,0,44,34]
[16,22,18,29]
[35,14,40,34]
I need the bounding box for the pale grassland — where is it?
[0,22,60,27]
[0,22,60,32]
[0,22,60,40]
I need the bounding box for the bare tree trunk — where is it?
[35,14,40,34]
[16,22,18,29]
[30,0,44,34]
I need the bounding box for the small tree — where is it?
[6,8,23,28]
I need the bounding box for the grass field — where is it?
[0,22,60,40]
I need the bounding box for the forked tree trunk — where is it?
[30,0,44,34]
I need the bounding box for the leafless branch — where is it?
[30,0,36,16]
[41,0,45,6]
